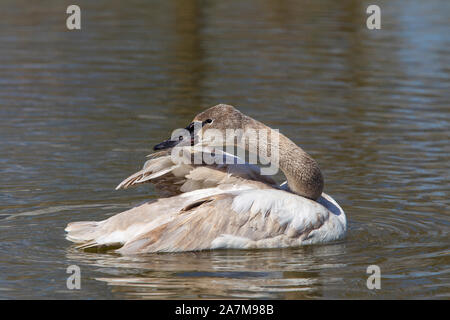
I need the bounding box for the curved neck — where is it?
[242,118,324,200]
[277,133,324,200]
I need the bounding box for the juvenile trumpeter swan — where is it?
[65,104,346,253]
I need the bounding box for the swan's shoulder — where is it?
[220,189,346,247]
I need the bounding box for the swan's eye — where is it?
[179,136,183,141]
[202,119,213,126]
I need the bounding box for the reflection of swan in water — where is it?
[65,244,347,299]
[65,104,346,253]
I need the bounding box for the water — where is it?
[0,0,449,299]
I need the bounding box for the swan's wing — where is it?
[119,189,342,253]
[115,146,276,195]
[66,184,346,253]
[115,149,193,195]
[65,183,260,249]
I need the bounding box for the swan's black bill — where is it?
[153,139,180,151]
[153,120,207,151]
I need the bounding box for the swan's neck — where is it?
[277,133,324,200]
[243,119,324,200]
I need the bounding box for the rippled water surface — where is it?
[0,0,449,299]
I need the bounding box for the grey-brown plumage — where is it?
[65,104,345,253]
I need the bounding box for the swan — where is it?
[65,104,346,253]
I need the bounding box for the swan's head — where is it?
[192,104,248,130]
[153,104,258,150]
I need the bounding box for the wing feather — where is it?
[115,147,276,195]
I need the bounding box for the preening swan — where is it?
[65,104,346,253]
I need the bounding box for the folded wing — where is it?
[115,146,276,195]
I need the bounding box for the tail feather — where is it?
[65,221,100,243]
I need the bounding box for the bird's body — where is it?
[65,104,346,253]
